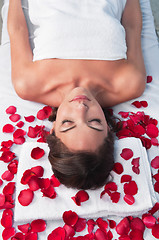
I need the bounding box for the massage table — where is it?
[0,0,159,239]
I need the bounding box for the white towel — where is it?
[14,138,156,222]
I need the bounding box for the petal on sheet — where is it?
[2,227,15,240]
[124,194,135,205]
[9,114,21,122]
[8,160,18,174]
[123,181,138,196]
[110,192,120,203]
[74,218,87,232]
[130,217,145,233]
[63,210,78,227]
[151,156,159,169]
[121,175,132,183]
[120,148,133,160]
[146,124,159,138]
[24,115,35,122]
[116,217,130,236]
[30,219,46,233]
[18,223,30,233]
[147,75,153,83]
[48,227,66,240]
[1,170,14,181]
[131,101,142,108]
[18,189,34,206]
[96,218,108,232]
[142,214,156,229]
[6,106,16,114]
[16,121,24,128]
[0,150,16,163]
[2,124,15,133]
[113,162,124,174]
[31,147,45,160]
[3,182,15,195]
[31,166,44,178]
[152,224,159,238]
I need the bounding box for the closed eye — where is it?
[60,118,103,132]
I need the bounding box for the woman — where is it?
[7,0,146,189]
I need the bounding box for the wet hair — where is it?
[47,108,115,190]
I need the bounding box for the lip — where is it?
[70,95,90,102]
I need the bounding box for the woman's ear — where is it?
[50,121,56,134]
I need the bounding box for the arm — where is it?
[100,0,146,107]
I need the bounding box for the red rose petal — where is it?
[30,219,46,233]
[1,140,13,150]
[18,189,34,206]
[152,224,159,238]
[16,121,24,128]
[142,214,156,228]
[2,227,15,240]
[0,194,5,206]
[9,114,21,122]
[3,182,15,195]
[149,203,159,215]
[131,101,142,108]
[27,126,38,138]
[31,166,44,178]
[0,179,3,186]
[151,156,159,169]
[154,182,159,193]
[50,174,61,187]
[48,227,65,240]
[129,229,144,240]
[41,185,57,199]
[0,150,15,163]
[25,232,38,240]
[140,101,148,108]
[28,176,40,191]
[6,106,16,114]
[121,175,132,183]
[118,112,129,118]
[63,224,75,238]
[146,124,158,138]
[39,178,50,189]
[31,147,45,160]
[108,219,116,229]
[1,210,13,228]
[8,160,18,174]
[1,170,14,181]
[13,136,25,145]
[24,115,35,122]
[37,109,48,120]
[151,138,159,146]
[63,210,78,227]
[2,124,15,133]
[120,148,133,160]
[94,229,108,240]
[130,217,145,233]
[87,219,96,234]
[131,157,140,167]
[110,192,120,203]
[18,223,30,233]
[132,166,140,175]
[124,194,135,205]
[124,181,138,196]
[96,218,108,232]
[72,190,89,206]
[13,129,26,138]
[147,75,152,83]
[12,232,25,240]
[21,169,35,185]
[113,162,124,174]
[105,182,117,191]
[153,173,159,181]
[74,218,87,232]
[116,217,130,236]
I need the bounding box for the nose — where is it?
[76,101,89,110]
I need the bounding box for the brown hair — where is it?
[47,108,115,190]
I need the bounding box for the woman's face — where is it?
[52,87,108,152]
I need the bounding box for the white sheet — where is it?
[0,0,159,239]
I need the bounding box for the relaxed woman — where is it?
[7,0,146,189]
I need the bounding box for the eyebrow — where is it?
[60,125,104,133]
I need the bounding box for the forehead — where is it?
[57,126,106,151]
